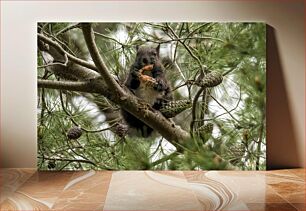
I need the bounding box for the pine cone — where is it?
[115,123,128,137]
[67,126,82,139]
[47,161,56,169]
[228,144,245,161]
[196,123,214,140]
[198,71,223,88]
[160,100,192,118]
[195,123,214,143]
[196,123,214,134]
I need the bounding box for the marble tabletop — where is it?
[0,169,304,210]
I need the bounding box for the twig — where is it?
[38,33,99,72]
[94,31,126,46]
[38,62,66,69]
[43,31,77,56]
[66,138,91,162]
[37,156,96,166]
[172,80,194,92]
[210,94,240,123]
[165,23,205,73]
[55,23,80,36]
[146,36,225,45]
[39,69,49,126]
[196,86,242,121]
[190,87,205,133]
[59,89,117,133]
[151,152,179,167]
[82,124,117,133]
[81,23,125,95]
[222,66,238,76]
[50,146,83,157]
[59,161,73,170]
[144,22,165,29]
[150,138,163,158]
[185,23,210,39]
[200,88,209,125]
[38,54,68,68]
[173,23,186,81]
[39,23,49,33]
[38,79,94,93]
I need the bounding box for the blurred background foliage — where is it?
[37,22,266,170]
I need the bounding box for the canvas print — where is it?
[37,22,266,170]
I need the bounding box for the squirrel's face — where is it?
[135,45,160,68]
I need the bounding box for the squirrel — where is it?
[122,45,172,137]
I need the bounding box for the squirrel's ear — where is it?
[136,45,139,51]
[156,44,160,56]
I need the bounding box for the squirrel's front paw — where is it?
[131,70,141,78]
[139,75,158,88]
[154,78,167,91]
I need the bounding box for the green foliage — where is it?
[117,138,153,170]
[37,22,266,170]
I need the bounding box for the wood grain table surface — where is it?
[0,169,304,211]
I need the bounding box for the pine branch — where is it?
[38,33,98,72]
[151,152,179,167]
[210,94,240,123]
[38,156,96,166]
[55,23,80,36]
[38,79,94,93]
[37,78,190,145]
[81,23,125,95]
